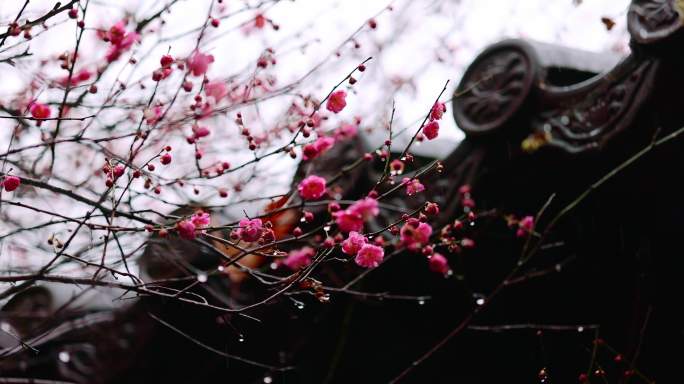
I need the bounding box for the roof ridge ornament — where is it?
[628,0,684,44]
[452,0,684,155]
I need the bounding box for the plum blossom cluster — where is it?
[333,197,380,233]
[101,161,127,187]
[438,215,477,255]
[403,177,425,196]
[283,246,315,270]
[506,215,535,238]
[377,201,458,276]
[421,101,447,141]
[341,231,384,268]
[302,136,335,161]
[152,55,174,82]
[0,0,477,337]
[101,20,140,62]
[285,120,472,274]
[297,117,359,161]
[231,218,276,244]
[187,51,215,77]
[400,218,433,252]
[176,211,211,240]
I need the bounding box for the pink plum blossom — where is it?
[235,218,264,242]
[104,21,139,62]
[403,178,425,196]
[334,197,379,233]
[302,136,335,161]
[117,32,139,51]
[516,215,535,237]
[400,218,433,251]
[298,175,326,200]
[176,220,197,240]
[176,211,210,240]
[302,143,319,160]
[205,81,228,102]
[461,238,476,249]
[348,197,379,220]
[192,124,211,139]
[423,120,439,140]
[30,102,51,120]
[314,136,335,153]
[58,69,92,87]
[283,246,315,270]
[187,51,215,76]
[342,231,368,255]
[429,253,450,275]
[355,244,384,268]
[335,123,358,140]
[254,14,266,29]
[191,211,211,228]
[430,102,446,121]
[144,106,163,125]
[160,55,174,68]
[106,21,127,45]
[334,210,364,233]
[326,90,347,113]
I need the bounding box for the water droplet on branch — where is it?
[58,351,70,363]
